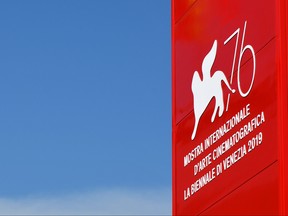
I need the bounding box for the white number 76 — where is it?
[224,21,256,111]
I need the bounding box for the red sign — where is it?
[172,0,288,215]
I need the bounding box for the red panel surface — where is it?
[171,0,287,215]
[201,162,279,215]
[173,0,197,24]
[276,0,288,215]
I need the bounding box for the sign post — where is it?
[172,1,288,215]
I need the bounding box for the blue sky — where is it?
[0,0,171,214]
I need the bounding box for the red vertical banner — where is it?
[172,0,288,215]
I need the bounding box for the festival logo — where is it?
[191,21,256,140]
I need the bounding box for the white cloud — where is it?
[0,188,171,215]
